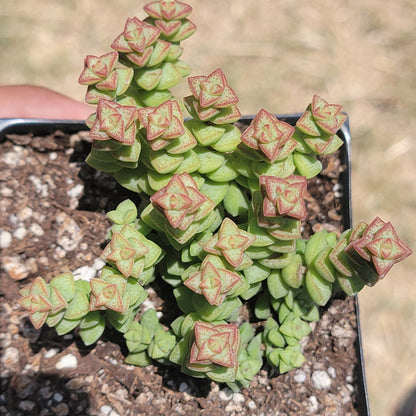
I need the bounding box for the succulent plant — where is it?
[18,0,412,392]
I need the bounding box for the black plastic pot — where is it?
[0,116,370,415]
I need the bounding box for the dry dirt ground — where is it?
[1,1,415,415]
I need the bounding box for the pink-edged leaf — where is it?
[30,276,50,299]
[29,311,49,330]
[263,196,279,217]
[169,19,196,42]
[125,47,153,67]
[145,0,193,20]
[187,75,206,99]
[79,52,118,84]
[193,321,217,347]
[96,70,118,91]
[315,112,347,135]
[155,191,192,211]
[155,19,182,36]
[258,141,281,163]
[214,85,239,108]
[184,271,203,294]
[240,125,259,149]
[311,95,341,120]
[210,104,241,124]
[50,287,67,313]
[296,111,320,136]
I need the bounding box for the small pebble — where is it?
[308,395,319,412]
[66,377,86,390]
[218,387,233,401]
[311,370,332,390]
[179,382,189,393]
[1,346,19,367]
[294,369,306,383]
[247,400,256,409]
[18,400,36,412]
[225,402,242,413]
[328,366,337,378]
[93,257,106,271]
[29,175,49,197]
[53,392,64,402]
[53,403,69,416]
[100,405,112,416]
[67,183,84,199]
[49,152,58,161]
[17,207,33,220]
[233,392,245,403]
[0,231,12,249]
[346,383,355,393]
[55,353,78,370]
[13,227,27,240]
[29,223,45,236]
[1,256,30,280]
[73,265,96,281]
[44,348,59,359]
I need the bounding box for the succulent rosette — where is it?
[111,17,170,68]
[201,217,256,270]
[239,109,297,164]
[143,172,217,245]
[253,174,307,242]
[345,217,412,282]
[138,99,197,153]
[183,254,245,306]
[184,68,241,125]
[144,0,197,42]
[184,321,241,382]
[294,94,347,155]
[85,99,141,172]
[78,51,134,104]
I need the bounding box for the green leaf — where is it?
[247,334,263,360]
[193,295,242,322]
[64,290,90,320]
[79,315,105,346]
[55,317,80,336]
[280,345,305,369]
[125,351,152,367]
[195,148,225,174]
[239,358,262,381]
[244,262,271,284]
[281,254,303,288]
[140,308,161,338]
[254,291,271,320]
[267,270,289,299]
[107,199,138,225]
[169,337,188,365]
[239,322,255,346]
[293,152,322,179]
[149,329,176,359]
[223,182,250,217]
[267,327,286,348]
[304,231,328,266]
[280,316,311,340]
[267,348,281,368]
[337,274,365,296]
[211,124,241,152]
[49,273,75,303]
[79,311,103,329]
[305,268,332,306]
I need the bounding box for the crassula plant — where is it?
[18,0,412,391]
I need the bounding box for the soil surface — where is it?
[1,129,365,415]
